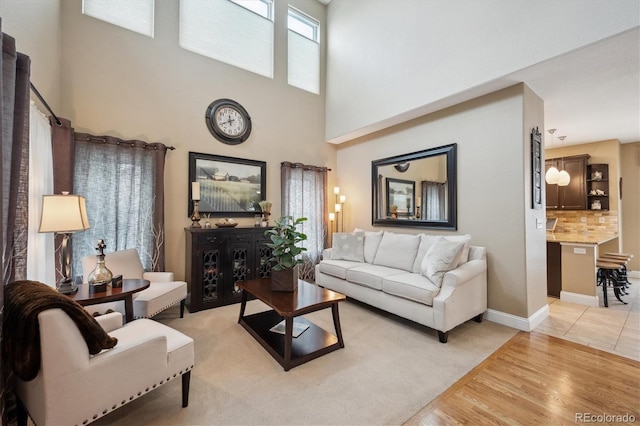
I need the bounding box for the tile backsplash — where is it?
[547,210,618,234]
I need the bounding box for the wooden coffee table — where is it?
[237,278,346,371]
[70,279,150,323]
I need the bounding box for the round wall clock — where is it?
[205,99,252,145]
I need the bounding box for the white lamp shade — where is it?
[545,167,560,184]
[557,170,571,186]
[39,194,90,233]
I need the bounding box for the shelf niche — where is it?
[586,163,609,211]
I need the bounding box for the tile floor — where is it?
[535,276,639,361]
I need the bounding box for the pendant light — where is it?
[556,136,571,186]
[545,129,560,184]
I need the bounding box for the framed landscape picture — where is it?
[188,152,266,217]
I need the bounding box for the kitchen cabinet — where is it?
[587,164,609,211]
[545,154,589,210]
[184,227,272,312]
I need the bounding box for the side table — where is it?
[70,279,150,323]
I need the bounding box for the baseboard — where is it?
[629,270,640,279]
[486,304,549,332]
[560,291,599,307]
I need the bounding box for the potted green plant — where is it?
[264,216,308,292]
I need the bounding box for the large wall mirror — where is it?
[372,143,457,229]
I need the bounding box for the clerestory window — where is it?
[287,6,320,94]
[82,0,155,37]
[180,0,275,79]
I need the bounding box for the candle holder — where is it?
[262,211,271,227]
[191,200,201,228]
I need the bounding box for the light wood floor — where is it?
[404,331,640,425]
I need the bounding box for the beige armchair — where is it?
[82,248,187,319]
[5,280,194,426]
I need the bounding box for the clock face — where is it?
[206,99,252,145]
[215,106,246,138]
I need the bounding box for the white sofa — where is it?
[315,230,487,343]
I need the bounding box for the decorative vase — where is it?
[88,239,113,293]
[271,266,299,292]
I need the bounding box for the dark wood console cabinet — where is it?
[184,227,272,312]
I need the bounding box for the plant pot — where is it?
[271,266,299,292]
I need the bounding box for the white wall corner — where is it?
[485,304,549,332]
[560,291,599,307]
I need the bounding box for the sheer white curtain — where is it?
[27,101,54,285]
[280,162,328,281]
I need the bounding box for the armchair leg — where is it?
[438,331,448,343]
[473,313,483,323]
[180,300,185,318]
[182,371,191,407]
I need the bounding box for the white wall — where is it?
[620,142,640,271]
[1,0,62,113]
[337,84,546,319]
[325,0,639,143]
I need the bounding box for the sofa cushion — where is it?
[373,232,420,272]
[318,259,362,280]
[420,237,465,287]
[354,228,384,263]
[331,232,365,262]
[345,264,402,290]
[412,234,440,273]
[381,273,441,306]
[444,234,471,265]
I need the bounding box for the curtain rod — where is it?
[30,82,62,126]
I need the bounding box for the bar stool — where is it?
[596,259,627,307]
[601,253,633,289]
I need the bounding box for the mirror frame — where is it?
[371,143,457,230]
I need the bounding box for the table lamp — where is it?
[39,192,90,294]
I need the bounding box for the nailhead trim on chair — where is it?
[78,365,193,426]
[133,298,187,319]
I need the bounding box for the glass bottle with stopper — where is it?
[88,239,113,292]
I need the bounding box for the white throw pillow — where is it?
[372,232,420,272]
[331,232,365,262]
[420,237,465,287]
[412,234,441,273]
[354,228,384,263]
[444,234,471,265]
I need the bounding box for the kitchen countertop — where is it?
[546,231,618,245]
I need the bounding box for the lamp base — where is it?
[57,278,77,294]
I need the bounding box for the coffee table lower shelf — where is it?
[240,310,341,371]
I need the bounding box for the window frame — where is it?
[288,6,320,42]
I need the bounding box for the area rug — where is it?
[93,299,517,425]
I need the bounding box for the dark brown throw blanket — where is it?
[3,280,118,381]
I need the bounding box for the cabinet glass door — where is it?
[202,248,221,303]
